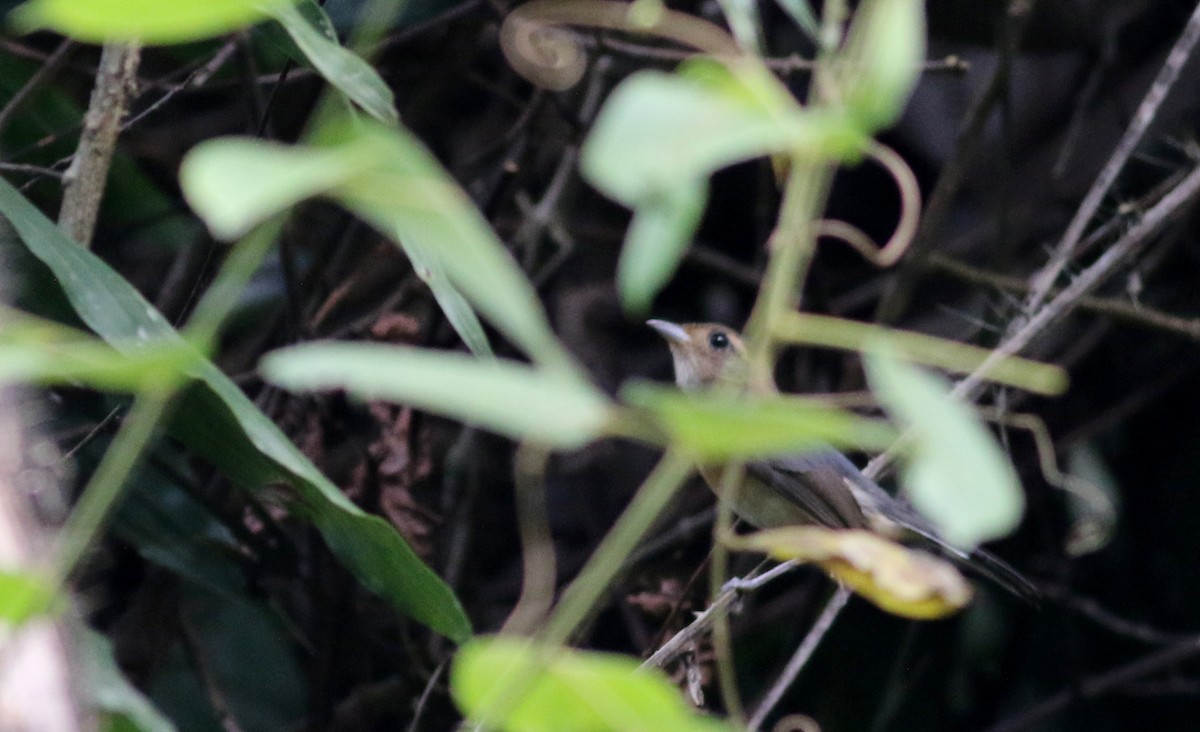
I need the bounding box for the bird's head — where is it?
[647,319,748,391]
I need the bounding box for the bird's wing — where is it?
[745,452,869,530]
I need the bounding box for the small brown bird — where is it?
[647,319,1037,599]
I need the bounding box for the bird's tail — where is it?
[963,545,1040,603]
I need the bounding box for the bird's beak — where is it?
[646,319,690,345]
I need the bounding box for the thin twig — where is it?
[926,254,1200,342]
[747,586,852,730]
[0,39,74,135]
[1023,1,1200,312]
[867,160,1200,478]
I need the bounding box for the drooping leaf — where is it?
[865,346,1024,549]
[451,637,733,732]
[581,60,863,312]
[0,176,472,643]
[616,182,705,315]
[261,343,611,449]
[9,0,292,44]
[834,0,926,131]
[621,381,896,459]
[263,0,398,125]
[582,64,860,205]
[181,123,579,372]
[731,527,973,619]
[0,309,199,391]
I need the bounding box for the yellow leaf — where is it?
[729,527,972,619]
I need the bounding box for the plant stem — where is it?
[542,450,693,645]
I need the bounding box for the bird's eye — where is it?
[708,331,730,350]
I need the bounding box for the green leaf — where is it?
[182,123,579,373]
[0,176,472,643]
[835,0,926,130]
[864,346,1024,549]
[582,66,859,204]
[263,0,398,125]
[452,637,733,732]
[617,182,705,315]
[582,62,863,312]
[261,343,612,449]
[622,381,896,459]
[0,570,58,625]
[83,630,178,732]
[9,0,290,44]
[401,237,494,358]
[180,139,365,241]
[0,310,199,391]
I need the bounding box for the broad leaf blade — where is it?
[865,346,1024,549]
[261,343,611,449]
[622,382,896,459]
[452,637,733,732]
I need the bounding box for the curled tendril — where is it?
[499,0,741,91]
[815,141,921,267]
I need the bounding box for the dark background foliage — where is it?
[5,0,1200,729]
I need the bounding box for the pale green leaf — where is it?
[836,0,926,130]
[404,238,493,358]
[622,381,896,459]
[865,346,1024,549]
[581,67,860,204]
[180,123,580,373]
[10,0,290,44]
[261,343,611,448]
[264,0,398,125]
[617,182,705,315]
[0,310,199,390]
[179,139,366,240]
[451,637,733,732]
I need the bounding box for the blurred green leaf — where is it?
[83,630,178,732]
[452,637,732,732]
[9,0,290,43]
[0,310,199,390]
[582,61,863,313]
[262,342,612,448]
[865,346,1023,549]
[0,570,58,624]
[0,176,472,643]
[401,237,493,358]
[182,123,579,372]
[263,0,398,125]
[622,381,896,459]
[582,64,859,204]
[180,139,364,241]
[835,0,926,130]
[616,182,705,315]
